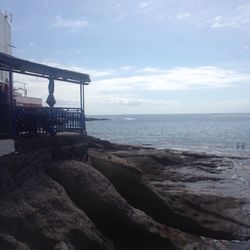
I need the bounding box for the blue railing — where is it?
[13,106,85,136]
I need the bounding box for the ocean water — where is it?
[86,113,250,157]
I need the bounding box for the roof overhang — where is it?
[0,52,91,84]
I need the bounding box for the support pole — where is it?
[8,68,13,137]
[80,83,83,110]
[82,83,85,131]
[80,83,84,133]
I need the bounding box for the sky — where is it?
[1,0,250,115]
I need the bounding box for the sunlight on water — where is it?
[87,113,250,157]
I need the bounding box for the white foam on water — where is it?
[124,117,136,120]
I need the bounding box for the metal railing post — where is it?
[9,67,14,138]
[82,83,86,131]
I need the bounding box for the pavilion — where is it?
[0,52,90,138]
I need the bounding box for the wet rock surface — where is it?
[0,135,250,249]
[88,136,250,248]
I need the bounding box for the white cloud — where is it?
[211,16,238,28]
[12,64,250,115]
[115,14,126,22]
[177,12,191,20]
[189,99,250,114]
[129,2,250,30]
[104,96,178,107]
[139,2,149,9]
[53,15,88,31]
[94,66,250,93]
[75,50,82,54]
[120,65,133,71]
[28,42,35,47]
[211,4,250,29]
[139,67,164,73]
[85,91,181,115]
[82,66,250,114]
[68,66,115,79]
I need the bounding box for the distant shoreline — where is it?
[86,113,250,116]
[86,117,110,121]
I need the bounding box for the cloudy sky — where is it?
[1,0,250,114]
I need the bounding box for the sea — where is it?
[87,113,250,249]
[86,113,250,157]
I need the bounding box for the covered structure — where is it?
[0,52,90,138]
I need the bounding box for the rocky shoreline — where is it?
[0,134,249,249]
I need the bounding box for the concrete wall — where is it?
[0,12,12,83]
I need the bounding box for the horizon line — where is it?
[86,112,250,116]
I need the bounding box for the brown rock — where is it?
[53,241,69,250]
[0,172,111,250]
[0,233,30,250]
[88,148,250,241]
[45,160,177,250]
